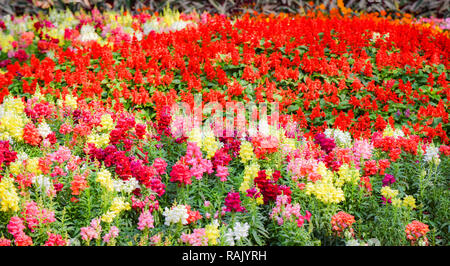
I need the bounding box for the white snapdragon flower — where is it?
[424,145,440,165]
[113,177,140,193]
[325,128,352,147]
[393,128,405,138]
[37,121,52,138]
[233,222,250,241]
[142,19,160,34]
[33,175,52,194]
[224,229,235,246]
[170,21,189,31]
[163,204,189,226]
[78,25,100,42]
[134,31,143,41]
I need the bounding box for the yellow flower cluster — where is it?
[87,133,110,148]
[239,162,260,193]
[188,127,202,148]
[0,33,14,53]
[304,162,345,204]
[402,195,417,209]
[380,186,416,209]
[85,113,114,148]
[255,194,264,205]
[102,197,131,223]
[26,158,41,175]
[0,97,28,141]
[100,114,115,131]
[382,124,404,138]
[202,130,219,159]
[2,97,25,114]
[336,164,360,187]
[265,168,273,179]
[64,94,78,110]
[0,177,20,212]
[380,186,399,199]
[382,125,394,137]
[239,141,254,163]
[96,169,114,192]
[316,162,333,181]
[205,223,220,245]
[9,161,23,176]
[305,181,345,204]
[106,12,133,29]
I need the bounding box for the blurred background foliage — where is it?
[0,0,448,18]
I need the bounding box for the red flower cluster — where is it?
[331,211,356,237]
[251,134,279,159]
[0,141,17,171]
[89,145,166,196]
[212,147,232,170]
[44,232,67,246]
[405,220,430,246]
[24,99,55,120]
[23,122,41,146]
[254,170,291,204]
[70,172,89,196]
[186,205,203,224]
[170,161,192,186]
[224,192,246,213]
[314,133,336,154]
[0,11,448,145]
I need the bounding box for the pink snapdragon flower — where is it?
[137,210,155,231]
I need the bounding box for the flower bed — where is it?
[0,8,448,246]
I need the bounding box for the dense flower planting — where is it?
[0,7,448,246]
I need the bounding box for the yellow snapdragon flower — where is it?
[239,162,260,193]
[188,127,202,148]
[101,211,116,223]
[316,162,333,182]
[0,97,27,141]
[96,169,114,192]
[380,186,399,200]
[0,33,14,53]
[9,161,23,176]
[101,197,131,223]
[255,195,264,205]
[336,164,360,187]
[3,97,25,114]
[305,181,345,204]
[402,195,417,209]
[26,158,41,175]
[100,114,114,131]
[202,130,219,159]
[0,177,20,212]
[0,114,27,141]
[392,198,403,207]
[64,94,78,110]
[205,223,220,245]
[87,133,110,148]
[239,141,254,164]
